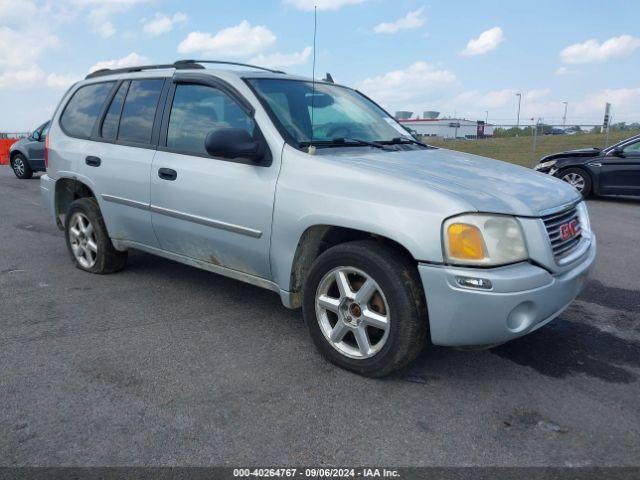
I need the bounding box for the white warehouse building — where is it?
[399,118,494,139]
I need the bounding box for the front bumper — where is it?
[418,237,596,347]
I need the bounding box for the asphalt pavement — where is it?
[1,166,639,466]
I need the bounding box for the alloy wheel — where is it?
[561,172,585,192]
[13,158,25,177]
[315,266,390,359]
[68,213,98,268]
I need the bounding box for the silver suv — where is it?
[41,60,596,376]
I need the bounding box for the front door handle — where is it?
[158,168,177,181]
[85,156,101,167]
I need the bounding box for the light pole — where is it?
[515,93,522,136]
[562,101,568,127]
[485,110,489,123]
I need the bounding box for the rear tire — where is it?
[64,197,127,274]
[559,167,592,197]
[11,153,33,179]
[302,240,428,377]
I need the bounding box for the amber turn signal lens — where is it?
[447,223,486,260]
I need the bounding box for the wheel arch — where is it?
[284,224,417,308]
[54,177,97,230]
[10,149,25,161]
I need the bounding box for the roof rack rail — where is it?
[85,59,285,80]
[85,62,204,79]
[175,60,285,74]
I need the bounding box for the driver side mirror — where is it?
[32,131,41,141]
[204,128,266,163]
[612,147,625,157]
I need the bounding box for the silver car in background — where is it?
[40,60,596,376]
[9,120,50,179]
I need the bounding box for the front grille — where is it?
[542,205,582,261]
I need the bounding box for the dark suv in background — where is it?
[9,120,50,179]
[535,134,640,197]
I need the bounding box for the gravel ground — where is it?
[1,166,639,467]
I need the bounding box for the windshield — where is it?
[247,78,413,147]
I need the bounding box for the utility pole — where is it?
[485,110,489,123]
[532,117,542,167]
[562,101,568,127]
[515,93,522,136]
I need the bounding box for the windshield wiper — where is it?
[381,137,434,148]
[300,138,392,151]
[334,137,391,150]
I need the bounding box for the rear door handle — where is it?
[85,156,101,167]
[158,168,177,181]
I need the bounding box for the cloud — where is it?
[249,47,313,69]
[572,88,640,121]
[0,0,38,24]
[178,21,276,58]
[0,25,60,89]
[555,66,576,76]
[0,65,44,89]
[88,52,150,73]
[355,62,457,111]
[560,35,640,64]
[0,27,58,70]
[460,27,504,56]
[45,72,82,89]
[72,0,151,38]
[373,7,425,34]
[0,65,80,90]
[282,0,366,11]
[143,12,187,37]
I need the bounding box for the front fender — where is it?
[270,146,474,292]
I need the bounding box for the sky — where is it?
[1,0,640,131]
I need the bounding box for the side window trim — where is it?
[157,78,271,166]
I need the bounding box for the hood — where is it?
[323,147,581,217]
[540,147,601,162]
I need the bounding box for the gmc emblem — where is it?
[560,219,579,241]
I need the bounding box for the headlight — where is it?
[443,214,528,266]
[576,202,591,239]
[535,159,557,171]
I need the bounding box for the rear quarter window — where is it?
[60,82,115,138]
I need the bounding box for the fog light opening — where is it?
[506,301,537,333]
[455,276,493,290]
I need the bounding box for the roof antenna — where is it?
[308,5,318,155]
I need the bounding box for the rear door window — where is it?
[60,82,115,138]
[117,79,164,144]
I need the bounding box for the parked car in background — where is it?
[535,134,640,197]
[40,60,595,377]
[9,120,50,179]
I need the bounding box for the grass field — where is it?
[427,130,640,168]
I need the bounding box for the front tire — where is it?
[64,198,128,274]
[11,153,33,179]
[302,240,428,377]
[560,167,592,197]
